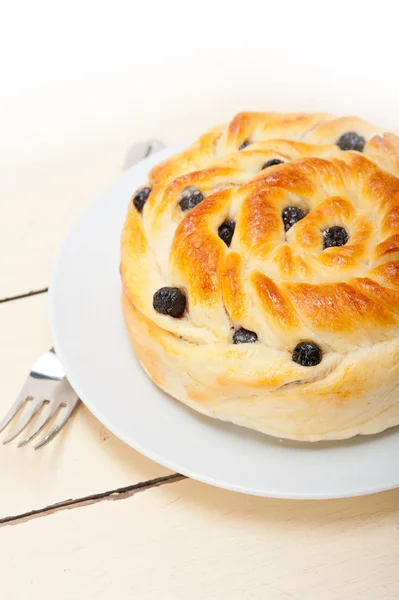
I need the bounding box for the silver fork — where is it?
[1,138,165,449]
[0,349,79,449]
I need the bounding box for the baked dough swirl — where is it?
[121,112,399,441]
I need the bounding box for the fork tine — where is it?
[3,398,44,445]
[34,402,78,450]
[0,388,30,434]
[17,401,60,447]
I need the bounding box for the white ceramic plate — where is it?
[50,146,399,499]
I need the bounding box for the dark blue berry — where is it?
[323,226,349,249]
[179,187,204,211]
[218,220,235,247]
[337,132,365,152]
[262,158,284,170]
[153,287,186,318]
[292,342,322,366]
[239,140,250,150]
[133,186,151,212]
[233,328,258,344]
[282,206,306,232]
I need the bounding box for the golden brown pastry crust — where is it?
[121,112,399,441]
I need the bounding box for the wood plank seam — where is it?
[0,473,185,528]
[0,287,48,304]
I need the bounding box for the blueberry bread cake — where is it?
[121,112,399,441]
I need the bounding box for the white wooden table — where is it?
[2,5,399,592]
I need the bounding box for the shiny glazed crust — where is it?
[121,112,399,441]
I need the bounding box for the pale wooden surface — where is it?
[2,5,399,597]
[2,479,399,600]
